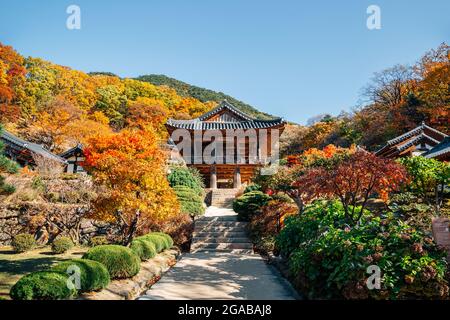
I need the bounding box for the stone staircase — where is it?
[191,215,253,253]
[210,188,238,208]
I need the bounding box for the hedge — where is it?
[82,245,140,279]
[150,232,174,248]
[130,239,157,261]
[10,271,77,300]
[51,259,110,292]
[136,234,167,253]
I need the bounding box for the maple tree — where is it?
[83,128,180,245]
[301,151,408,224]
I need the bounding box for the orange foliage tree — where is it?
[83,128,180,245]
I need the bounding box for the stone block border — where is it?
[79,248,181,300]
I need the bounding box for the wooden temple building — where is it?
[165,100,286,189]
[375,122,448,159]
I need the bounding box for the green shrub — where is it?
[278,200,449,299]
[130,239,157,261]
[244,184,262,194]
[89,236,109,247]
[11,234,36,253]
[168,166,204,196]
[51,259,110,292]
[136,234,167,253]
[233,191,271,221]
[10,271,77,300]
[82,245,140,279]
[51,237,74,254]
[173,185,205,218]
[150,232,174,248]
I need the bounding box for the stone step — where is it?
[194,227,247,234]
[193,231,248,237]
[192,237,251,243]
[191,242,253,251]
[195,221,247,227]
[192,248,254,254]
[194,226,247,232]
[196,216,238,222]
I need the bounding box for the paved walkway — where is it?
[138,207,298,300]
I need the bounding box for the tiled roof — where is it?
[166,100,286,130]
[375,122,447,156]
[198,100,255,121]
[1,130,67,163]
[59,143,84,158]
[423,137,450,159]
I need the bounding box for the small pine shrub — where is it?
[168,166,204,196]
[11,234,36,253]
[130,239,157,261]
[82,245,140,279]
[173,185,205,218]
[51,237,74,254]
[52,259,110,292]
[10,271,77,300]
[233,191,271,221]
[89,236,109,247]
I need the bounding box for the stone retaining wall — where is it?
[0,202,109,245]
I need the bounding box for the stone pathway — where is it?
[138,206,298,300]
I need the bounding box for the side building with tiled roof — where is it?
[1,130,67,167]
[423,137,450,161]
[375,122,448,159]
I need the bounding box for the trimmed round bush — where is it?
[137,234,167,253]
[130,239,157,261]
[233,191,271,221]
[51,237,74,254]
[82,245,140,279]
[11,233,36,253]
[89,236,109,247]
[51,259,110,292]
[10,271,77,300]
[151,232,174,248]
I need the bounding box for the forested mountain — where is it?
[135,74,275,120]
[0,42,448,158]
[280,43,449,156]
[0,43,218,153]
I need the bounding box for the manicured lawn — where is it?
[0,246,88,299]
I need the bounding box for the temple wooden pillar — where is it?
[233,166,241,189]
[210,165,217,189]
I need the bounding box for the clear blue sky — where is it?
[0,0,448,124]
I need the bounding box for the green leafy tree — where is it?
[399,156,450,213]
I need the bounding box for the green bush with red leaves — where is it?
[277,200,449,299]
